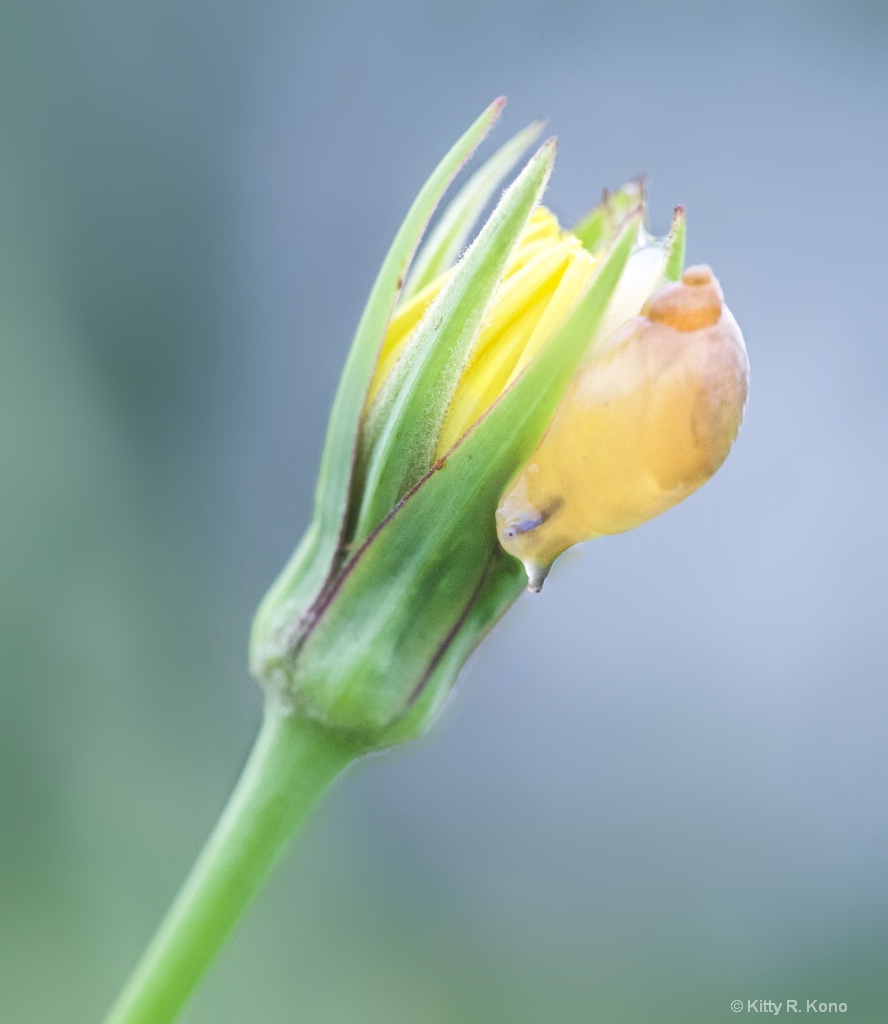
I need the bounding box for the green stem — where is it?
[104,704,363,1024]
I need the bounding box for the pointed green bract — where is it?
[663,206,687,282]
[353,140,556,542]
[574,181,645,255]
[288,215,640,733]
[402,119,544,300]
[250,99,505,674]
[312,97,507,545]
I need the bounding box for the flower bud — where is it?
[496,265,749,590]
[250,99,748,745]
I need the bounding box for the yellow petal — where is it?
[437,239,588,450]
[367,205,597,455]
[366,276,447,407]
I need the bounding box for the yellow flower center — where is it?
[366,207,599,454]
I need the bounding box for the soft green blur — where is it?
[2,2,887,1022]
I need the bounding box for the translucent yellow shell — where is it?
[496,265,749,590]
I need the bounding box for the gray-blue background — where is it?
[2,1,886,1021]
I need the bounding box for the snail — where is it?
[496,265,749,591]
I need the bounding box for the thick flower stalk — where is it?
[104,99,748,1024]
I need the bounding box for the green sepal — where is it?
[377,546,526,747]
[573,180,645,255]
[274,214,640,735]
[401,119,544,301]
[250,99,505,676]
[663,205,686,282]
[354,140,556,542]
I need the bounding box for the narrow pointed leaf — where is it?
[250,99,505,672]
[663,205,686,281]
[402,119,544,300]
[354,139,556,541]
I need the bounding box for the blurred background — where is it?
[2,1,887,1021]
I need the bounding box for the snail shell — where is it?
[497,266,749,590]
